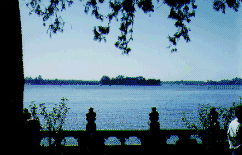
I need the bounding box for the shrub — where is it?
[181,96,242,152]
[28,97,70,147]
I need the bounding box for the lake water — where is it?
[23,84,242,146]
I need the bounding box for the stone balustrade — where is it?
[24,107,231,155]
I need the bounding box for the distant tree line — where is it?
[24,75,241,86]
[24,75,100,85]
[161,77,242,86]
[100,75,160,86]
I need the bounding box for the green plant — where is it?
[29,97,70,147]
[29,100,40,121]
[181,96,242,152]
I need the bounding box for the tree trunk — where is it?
[3,0,23,153]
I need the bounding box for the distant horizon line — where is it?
[24,76,242,82]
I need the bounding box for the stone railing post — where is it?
[149,107,160,133]
[86,107,97,154]
[86,107,96,133]
[148,107,167,153]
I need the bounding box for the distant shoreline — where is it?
[24,83,162,86]
[24,83,241,89]
[24,76,242,86]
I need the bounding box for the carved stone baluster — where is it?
[86,107,97,154]
[86,107,96,133]
[149,107,166,153]
[149,107,160,133]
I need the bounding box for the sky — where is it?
[20,0,242,81]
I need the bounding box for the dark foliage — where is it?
[100,75,161,85]
[24,0,241,53]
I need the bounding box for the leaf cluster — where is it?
[28,97,70,147]
[213,0,241,14]
[24,0,241,53]
[166,0,197,52]
[26,0,74,37]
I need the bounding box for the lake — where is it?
[23,84,242,146]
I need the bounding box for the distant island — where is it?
[24,75,242,86]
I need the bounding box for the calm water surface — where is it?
[23,84,242,145]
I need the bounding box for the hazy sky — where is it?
[20,0,242,81]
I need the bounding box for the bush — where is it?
[181,96,242,152]
[27,97,70,147]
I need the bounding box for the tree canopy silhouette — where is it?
[23,0,241,54]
